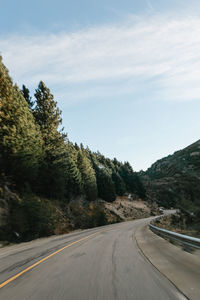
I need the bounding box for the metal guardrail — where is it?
[149,223,200,250]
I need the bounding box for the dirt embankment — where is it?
[103,196,157,223]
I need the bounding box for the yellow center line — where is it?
[0,230,104,289]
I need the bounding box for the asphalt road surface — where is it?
[0,217,186,300]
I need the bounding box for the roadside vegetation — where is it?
[152,210,200,239]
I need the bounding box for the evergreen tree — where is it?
[21,84,34,109]
[74,143,80,151]
[119,162,145,197]
[34,81,65,148]
[119,162,135,192]
[65,154,83,197]
[96,167,116,202]
[34,81,67,198]
[77,151,97,201]
[0,56,43,184]
[112,172,126,196]
[132,173,146,198]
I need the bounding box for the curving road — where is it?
[0,218,186,300]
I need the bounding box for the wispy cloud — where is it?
[1,13,200,103]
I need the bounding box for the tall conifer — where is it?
[77,151,97,201]
[34,81,67,198]
[21,84,34,109]
[0,56,42,183]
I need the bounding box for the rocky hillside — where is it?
[140,139,200,210]
[103,196,157,222]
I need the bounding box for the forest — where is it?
[0,56,145,242]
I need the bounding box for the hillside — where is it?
[142,139,200,206]
[0,56,147,244]
[147,139,200,180]
[140,140,200,232]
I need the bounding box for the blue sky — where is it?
[1,0,200,170]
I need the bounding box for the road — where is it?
[0,217,186,300]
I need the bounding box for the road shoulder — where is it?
[135,224,200,300]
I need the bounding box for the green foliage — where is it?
[0,56,146,242]
[68,202,107,229]
[33,81,69,199]
[96,168,116,202]
[21,84,34,109]
[0,56,43,185]
[90,152,145,201]
[119,162,135,192]
[34,81,62,130]
[77,150,97,201]
[112,172,126,196]
[7,194,55,242]
[118,162,145,197]
[65,153,83,197]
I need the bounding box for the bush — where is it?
[67,202,108,229]
[7,194,55,242]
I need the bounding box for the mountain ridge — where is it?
[140,139,200,214]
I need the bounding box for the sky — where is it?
[1,0,200,170]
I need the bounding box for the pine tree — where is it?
[34,81,65,149]
[77,151,97,201]
[119,162,145,197]
[21,84,34,109]
[34,81,67,198]
[65,154,83,197]
[96,168,116,202]
[0,56,43,184]
[112,172,126,196]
